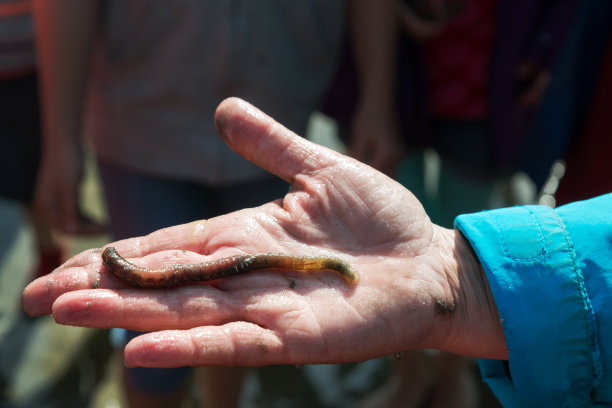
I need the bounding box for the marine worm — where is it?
[101,246,358,288]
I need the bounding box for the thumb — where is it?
[214,97,340,184]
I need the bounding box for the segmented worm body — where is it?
[101,247,358,288]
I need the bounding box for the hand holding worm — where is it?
[22,98,504,368]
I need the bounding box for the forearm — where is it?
[33,0,100,148]
[346,0,403,173]
[348,0,397,110]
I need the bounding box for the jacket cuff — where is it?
[455,204,598,407]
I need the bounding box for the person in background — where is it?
[0,0,83,281]
[390,2,577,406]
[22,97,612,408]
[555,33,612,205]
[324,0,578,406]
[391,0,577,224]
[520,0,612,205]
[33,1,395,407]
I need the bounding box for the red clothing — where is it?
[425,0,496,119]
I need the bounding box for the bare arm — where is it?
[33,0,104,234]
[347,0,404,176]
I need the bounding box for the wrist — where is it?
[434,227,507,359]
[41,134,83,159]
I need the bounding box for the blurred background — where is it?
[2,0,611,407]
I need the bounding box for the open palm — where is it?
[22,98,504,368]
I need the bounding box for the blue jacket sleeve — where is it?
[455,193,612,407]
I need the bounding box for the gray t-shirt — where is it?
[86,0,346,185]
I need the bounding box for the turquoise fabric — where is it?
[455,193,612,407]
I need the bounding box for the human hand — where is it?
[22,98,505,368]
[34,142,106,235]
[397,0,463,41]
[516,60,551,109]
[349,101,405,176]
